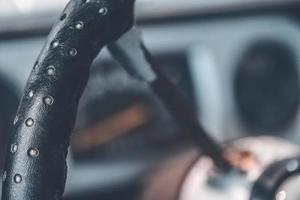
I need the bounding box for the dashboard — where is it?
[0,0,300,199]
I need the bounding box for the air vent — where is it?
[234,40,300,133]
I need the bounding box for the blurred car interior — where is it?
[1,0,300,199]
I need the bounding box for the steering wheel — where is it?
[1,0,134,199]
[2,0,299,200]
[251,157,300,200]
[2,0,233,199]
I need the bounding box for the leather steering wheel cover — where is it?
[1,0,134,199]
[250,157,300,200]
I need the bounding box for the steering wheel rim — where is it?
[250,157,300,200]
[1,0,135,199]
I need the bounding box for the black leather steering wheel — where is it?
[1,0,234,198]
[250,157,300,200]
[3,1,300,200]
[1,0,134,199]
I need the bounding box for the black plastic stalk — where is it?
[140,43,231,172]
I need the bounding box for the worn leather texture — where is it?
[1,0,134,199]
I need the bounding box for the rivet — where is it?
[14,174,22,184]
[75,21,84,30]
[11,143,18,154]
[44,96,54,106]
[51,40,59,48]
[25,118,34,127]
[99,7,108,15]
[276,190,287,200]
[69,48,77,56]
[28,90,34,98]
[28,148,39,158]
[47,66,56,76]
[286,160,299,172]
